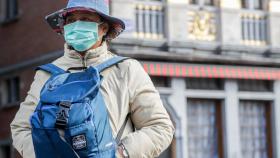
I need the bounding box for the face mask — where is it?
[63,21,103,52]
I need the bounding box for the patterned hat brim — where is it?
[45,7,125,40]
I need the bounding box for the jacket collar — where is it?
[63,42,110,67]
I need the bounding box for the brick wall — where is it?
[0,1,68,157]
[0,0,67,68]
[0,67,37,157]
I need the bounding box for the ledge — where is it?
[112,38,280,67]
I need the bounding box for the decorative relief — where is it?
[188,11,216,41]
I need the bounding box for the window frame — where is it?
[239,100,273,158]
[0,139,15,158]
[189,0,217,7]
[186,98,224,158]
[0,0,19,25]
[0,76,20,108]
[241,0,264,10]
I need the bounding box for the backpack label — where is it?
[72,134,87,150]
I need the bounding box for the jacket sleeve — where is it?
[121,60,175,158]
[10,70,50,158]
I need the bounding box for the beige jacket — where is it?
[10,42,174,158]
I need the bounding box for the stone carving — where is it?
[188,11,216,41]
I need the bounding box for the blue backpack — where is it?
[30,56,129,158]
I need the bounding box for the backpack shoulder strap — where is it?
[36,63,66,75]
[96,56,129,72]
[115,113,131,144]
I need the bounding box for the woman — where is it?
[10,0,174,157]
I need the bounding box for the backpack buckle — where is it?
[55,101,71,129]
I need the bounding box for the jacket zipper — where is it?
[81,55,86,68]
[75,53,87,68]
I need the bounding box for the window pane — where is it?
[190,0,198,4]
[0,144,11,158]
[5,77,20,104]
[241,0,248,9]
[0,0,19,23]
[238,79,273,92]
[150,76,171,87]
[204,0,214,6]
[186,78,224,90]
[254,0,262,10]
[241,0,245,8]
[241,0,263,10]
[190,0,215,6]
[187,99,221,158]
[239,101,270,158]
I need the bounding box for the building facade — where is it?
[1,0,280,158]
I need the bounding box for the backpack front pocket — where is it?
[32,127,79,158]
[65,121,99,157]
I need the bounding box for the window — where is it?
[186,78,224,90]
[150,76,171,87]
[190,0,199,4]
[0,142,12,158]
[135,0,165,39]
[238,79,273,92]
[158,142,173,158]
[241,0,263,10]
[0,0,19,24]
[0,145,10,158]
[187,99,223,158]
[0,76,20,107]
[190,0,215,6]
[241,13,267,45]
[239,101,273,158]
[240,0,267,46]
[138,0,162,1]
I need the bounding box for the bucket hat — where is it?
[45,0,125,40]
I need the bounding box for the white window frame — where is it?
[158,78,278,158]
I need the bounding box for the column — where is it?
[169,78,186,158]
[273,80,280,158]
[224,80,242,158]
